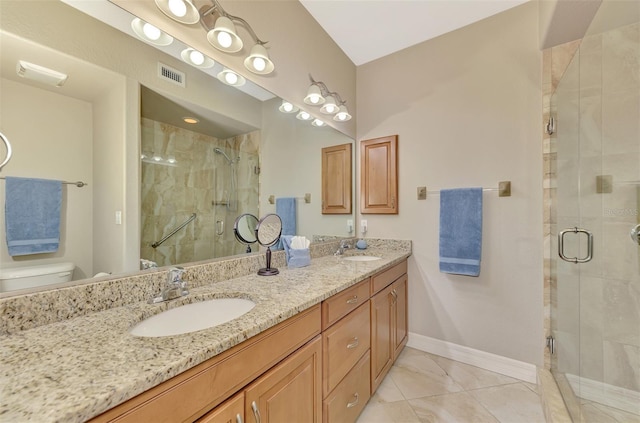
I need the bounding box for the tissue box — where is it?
[288,248,311,268]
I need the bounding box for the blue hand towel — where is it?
[5,177,62,256]
[439,188,483,276]
[275,197,296,250]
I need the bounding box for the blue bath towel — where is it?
[439,188,483,276]
[5,177,62,256]
[275,197,296,250]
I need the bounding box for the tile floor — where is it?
[357,347,546,423]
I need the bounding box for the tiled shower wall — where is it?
[140,118,260,268]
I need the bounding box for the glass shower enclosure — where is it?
[550,1,639,420]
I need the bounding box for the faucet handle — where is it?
[167,266,185,284]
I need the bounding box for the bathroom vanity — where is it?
[0,239,410,423]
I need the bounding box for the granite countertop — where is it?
[0,245,410,423]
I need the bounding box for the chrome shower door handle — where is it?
[558,227,593,263]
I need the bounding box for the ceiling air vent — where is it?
[158,63,185,87]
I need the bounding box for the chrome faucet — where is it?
[149,267,188,303]
[334,239,351,256]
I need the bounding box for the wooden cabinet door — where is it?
[360,135,398,214]
[245,336,322,423]
[392,275,408,358]
[370,284,394,393]
[322,143,352,214]
[198,392,244,423]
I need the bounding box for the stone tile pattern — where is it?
[140,118,260,267]
[0,240,410,422]
[357,347,546,423]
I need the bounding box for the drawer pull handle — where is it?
[236,414,243,423]
[347,337,359,349]
[346,295,358,304]
[251,401,262,423]
[347,392,359,408]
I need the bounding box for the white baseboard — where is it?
[407,332,538,384]
[565,373,640,415]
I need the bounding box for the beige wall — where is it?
[260,98,355,239]
[0,78,94,277]
[356,2,543,366]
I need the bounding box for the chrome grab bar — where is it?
[151,213,196,248]
[558,227,593,263]
[0,132,13,172]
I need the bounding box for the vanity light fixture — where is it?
[320,95,338,114]
[311,118,325,127]
[304,74,352,122]
[155,0,199,24]
[155,0,275,75]
[16,60,68,87]
[131,18,174,46]
[296,111,313,121]
[217,68,246,86]
[278,100,298,114]
[180,48,215,68]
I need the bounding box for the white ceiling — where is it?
[300,0,530,66]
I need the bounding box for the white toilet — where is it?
[0,262,75,293]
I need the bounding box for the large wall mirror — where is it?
[0,0,354,295]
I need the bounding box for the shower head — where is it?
[214,147,233,164]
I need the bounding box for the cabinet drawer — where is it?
[323,302,370,396]
[322,279,370,329]
[323,351,371,423]
[371,260,407,295]
[197,391,244,423]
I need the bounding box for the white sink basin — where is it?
[130,298,255,337]
[343,255,381,262]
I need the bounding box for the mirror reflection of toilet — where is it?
[0,262,74,293]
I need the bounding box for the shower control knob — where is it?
[630,224,640,245]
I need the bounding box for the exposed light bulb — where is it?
[298,111,310,120]
[309,94,321,104]
[312,119,325,127]
[225,72,239,85]
[142,23,161,41]
[283,102,293,112]
[167,155,177,164]
[335,112,348,121]
[252,57,266,72]
[189,50,205,66]
[325,104,337,113]
[217,31,233,49]
[168,0,187,17]
[152,153,163,162]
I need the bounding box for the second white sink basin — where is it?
[130,298,255,337]
[343,255,381,262]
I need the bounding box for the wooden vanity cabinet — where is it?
[370,263,408,393]
[91,259,409,423]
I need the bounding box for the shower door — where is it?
[551,6,640,420]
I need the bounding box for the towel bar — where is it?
[0,177,87,187]
[268,194,311,204]
[426,181,511,198]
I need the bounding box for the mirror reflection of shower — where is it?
[214,147,238,211]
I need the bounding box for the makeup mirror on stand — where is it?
[233,214,259,253]
[255,213,282,276]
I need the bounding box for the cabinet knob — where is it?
[346,392,359,408]
[346,337,359,349]
[346,295,358,304]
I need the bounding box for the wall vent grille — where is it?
[158,63,185,87]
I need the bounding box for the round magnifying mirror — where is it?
[234,213,259,253]
[255,213,282,276]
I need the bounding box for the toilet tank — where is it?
[0,262,75,293]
